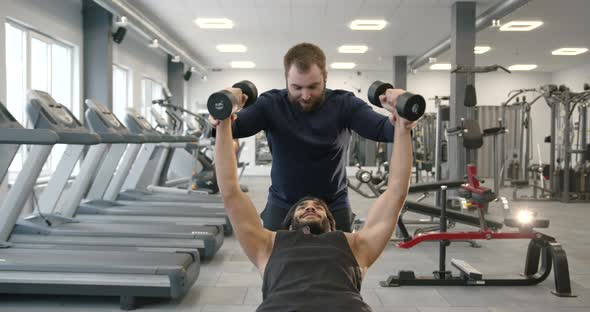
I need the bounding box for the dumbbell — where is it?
[207,80,258,120]
[367,81,426,121]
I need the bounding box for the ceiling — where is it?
[435,0,590,72]
[129,0,590,73]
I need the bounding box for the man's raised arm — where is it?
[350,113,413,269]
[215,109,274,271]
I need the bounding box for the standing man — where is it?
[210,42,406,232]
[213,91,413,311]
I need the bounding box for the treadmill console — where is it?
[0,101,23,129]
[27,90,81,129]
[184,115,198,131]
[165,107,184,132]
[85,99,122,128]
[128,108,152,129]
[150,107,169,129]
[25,90,99,145]
[84,99,145,144]
[124,108,161,136]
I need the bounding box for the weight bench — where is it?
[408,180,465,193]
[403,201,504,230]
[383,164,574,298]
[394,179,496,242]
[451,258,483,282]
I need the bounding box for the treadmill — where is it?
[0,99,199,310]
[6,91,222,259]
[109,108,225,204]
[97,105,225,207]
[75,106,233,235]
[150,105,217,193]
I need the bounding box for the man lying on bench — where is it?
[214,104,415,311]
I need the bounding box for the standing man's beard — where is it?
[288,88,326,112]
[291,217,331,235]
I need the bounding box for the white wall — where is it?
[0,0,83,112]
[552,63,590,91]
[112,30,168,112]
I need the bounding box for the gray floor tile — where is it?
[200,304,258,312]
[419,308,491,312]
[181,286,247,305]
[375,288,450,307]
[361,288,383,307]
[216,272,263,287]
[371,307,419,312]
[218,260,258,273]
[244,287,263,305]
[573,274,590,289]
[490,307,590,312]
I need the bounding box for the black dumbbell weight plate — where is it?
[396,93,426,121]
[232,80,258,108]
[207,90,237,120]
[367,81,394,107]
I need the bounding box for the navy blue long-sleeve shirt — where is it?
[233,88,394,209]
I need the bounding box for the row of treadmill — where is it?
[0,90,232,310]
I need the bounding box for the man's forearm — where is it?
[215,119,241,197]
[386,127,412,196]
[352,124,413,268]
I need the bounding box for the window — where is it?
[5,23,27,126]
[141,78,165,126]
[4,22,75,179]
[112,64,132,121]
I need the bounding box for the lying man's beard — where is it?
[291,218,331,235]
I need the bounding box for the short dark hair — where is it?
[283,43,327,81]
[281,196,336,231]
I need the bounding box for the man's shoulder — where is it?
[260,89,287,101]
[327,89,356,97]
[325,89,367,111]
[326,89,363,103]
[324,88,354,100]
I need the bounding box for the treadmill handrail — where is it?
[55,132,101,145]
[0,128,58,145]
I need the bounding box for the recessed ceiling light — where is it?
[508,64,537,71]
[499,21,543,31]
[216,44,247,53]
[349,20,387,30]
[338,45,368,54]
[148,39,159,48]
[552,48,588,56]
[330,62,356,69]
[171,55,181,63]
[430,63,452,70]
[474,46,491,54]
[230,61,256,69]
[195,18,234,29]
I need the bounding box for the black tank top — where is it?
[258,230,372,312]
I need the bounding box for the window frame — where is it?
[112,63,132,121]
[4,20,77,180]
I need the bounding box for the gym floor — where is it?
[1,176,589,312]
